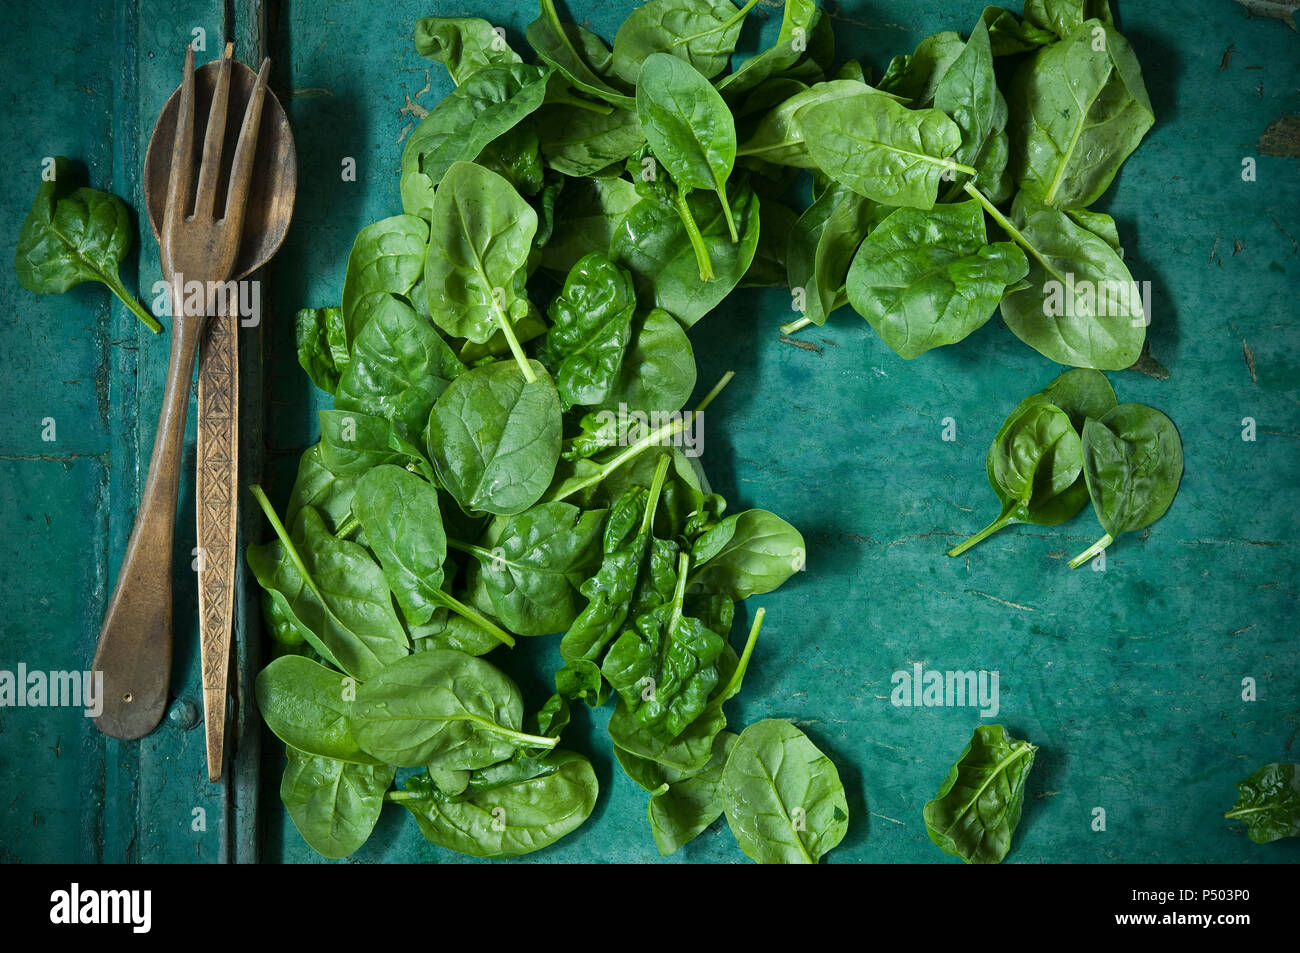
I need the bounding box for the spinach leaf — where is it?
[424,162,539,366]
[1069,403,1183,567]
[611,178,759,327]
[948,401,1084,556]
[458,501,607,636]
[787,183,877,327]
[476,123,545,197]
[637,52,740,241]
[603,552,728,739]
[596,307,696,414]
[611,0,760,84]
[799,93,972,208]
[390,750,598,857]
[527,0,635,110]
[286,444,357,532]
[335,295,463,441]
[537,103,645,177]
[736,79,875,168]
[341,214,430,346]
[716,0,820,96]
[538,252,637,409]
[295,306,348,395]
[878,31,966,107]
[246,498,409,680]
[933,18,1007,192]
[349,649,558,768]
[255,656,380,765]
[280,749,394,859]
[688,509,805,600]
[1023,0,1113,40]
[648,730,737,855]
[846,200,1028,359]
[981,6,1057,56]
[400,63,550,218]
[14,156,161,333]
[318,409,402,476]
[1009,19,1153,209]
[539,176,642,275]
[924,724,1036,864]
[425,359,563,516]
[721,718,849,864]
[973,187,1146,370]
[1224,762,1300,844]
[414,16,521,84]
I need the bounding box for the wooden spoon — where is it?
[91,50,294,750]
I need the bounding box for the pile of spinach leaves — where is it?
[253,0,1175,864]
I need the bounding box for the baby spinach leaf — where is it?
[1069,403,1183,567]
[286,444,357,532]
[924,724,1036,864]
[425,359,563,516]
[1224,762,1300,844]
[459,501,607,636]
[716,0,820,96]
[612,0,760,84]
[648,730,737,855]
[341,215,430,346]
[637,52,740,240]
[352,465,448,627]
[612,178,759,326]
[256,656,380,765]
[318,409,402,476]
[539,176,642,275]
[1009,19,1153,209]
[603,553,727,739]
[476,123,545,197]
[280,749,395,859]
[391,750,597,857]
[688,509,805,600]
[424,161,538,355]
[537,103,645,177]
[933,18,1007,187]
[349,649,558,768]
[846,200,1028,359]
[335,295,464,441]
[978,188,1146,369]
[246,502,409,681]
[596,307,697,414]
[400,63,551,218]
[527,0,635,110]
[538,252,637,409]
[14,156,161,333]
[1023,0,1113,40]
[799,93,971,208]
[721,718,849,864]
[787,183,877,327]
[736,79,874,168]
[414,16,522,85]
[878,31,966,107]
[981,6,1057,55]
[948,401,1084,556]
[295,306,348,395]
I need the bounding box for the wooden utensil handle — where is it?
[93,289,205,740]
[196,296,239,780]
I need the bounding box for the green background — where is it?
[1,0,1296,864]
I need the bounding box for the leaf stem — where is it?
[963,182,1051,273]
[719,607,764,703]
[946,511,1017,557]
[713,173,738,243]
[673,186,714,281]
[553,417,688,502]
[640,454,672,536]
[691,370,734,417]
[334,513,360,539]
[1068,533,1113,570]
[250,485,326,605]
[780,315,812,335]
[428,588,516,648]
[492,300,536,382]
[104,270,163,333]
[548,86,613,115]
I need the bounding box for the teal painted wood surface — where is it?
[1,0,1297,864]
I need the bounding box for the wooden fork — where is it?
[92,43,270,743]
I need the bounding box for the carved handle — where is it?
[196,296,239,781]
